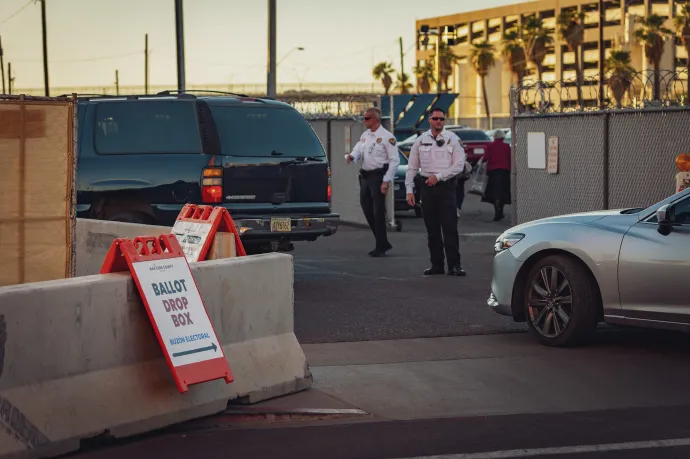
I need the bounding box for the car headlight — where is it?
[494,232,524,253]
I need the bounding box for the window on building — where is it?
[540,10,557,32]
[676,37,688,71]
[650,0,671,18]
[583,3,600,29]
[626,0,646,17]
[471,21,485,43]
[455,23,469,44]
[505,15,519,31]
[603,0,622,26]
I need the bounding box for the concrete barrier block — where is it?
[75,219,172,277]
[0,253,310,459]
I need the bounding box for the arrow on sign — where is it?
[173,342,218,358]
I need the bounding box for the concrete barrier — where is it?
[75,219,172,277]
[0,252,311,459]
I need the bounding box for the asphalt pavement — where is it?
[293,195,522,344]
[66,195,690,459]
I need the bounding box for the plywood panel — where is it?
[0,97,76,287]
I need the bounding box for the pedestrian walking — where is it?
[345,107,400,257]
[405,108,467,276]
[481,130,512,221]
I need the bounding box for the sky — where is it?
[0,0,526,91]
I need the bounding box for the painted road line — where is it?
[401,437,690,459]
[224,408,369,415]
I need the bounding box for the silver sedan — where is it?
[488,187,690,346]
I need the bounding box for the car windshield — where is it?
[450,130,491,141]
[209,105,326,157]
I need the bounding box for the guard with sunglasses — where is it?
[405,108,467,276]
[345,107,400,257]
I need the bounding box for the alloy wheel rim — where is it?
[527,266,573,338]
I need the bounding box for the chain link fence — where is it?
[511,70,690,224]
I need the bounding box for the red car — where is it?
[446,128,493,165]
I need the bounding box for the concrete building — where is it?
[415,0,689,122]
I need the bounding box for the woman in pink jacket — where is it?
[481,130,512,221]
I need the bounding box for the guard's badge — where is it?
[376,138,382,143]
[389,137,396,145]
[436,139,446,147]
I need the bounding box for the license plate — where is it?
[270,218,292,232]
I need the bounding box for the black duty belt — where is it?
[359,165,388,178]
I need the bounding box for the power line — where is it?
[5,50,142,63]
[0,0,34,27]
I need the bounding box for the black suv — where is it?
[75,91,339,253]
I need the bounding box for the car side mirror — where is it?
[657,204,675,236]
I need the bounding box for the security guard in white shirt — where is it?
[345,107,400,257]
[405,108,467,276]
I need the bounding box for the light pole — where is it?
[419,25,456,93]
[175,0,186,92]
[267,0,277,98]
[40,0,49,96]
[278,46,304,66]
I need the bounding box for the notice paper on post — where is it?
[132,257,221,368]
[172,221,213,263]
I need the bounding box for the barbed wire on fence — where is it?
[277,93,380,119]
[512,69,689,115]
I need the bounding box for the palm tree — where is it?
[635,13,673,101]
[674,1,690,73]
[395,72,413,94]
[557,10,586,107]
[470,40,497,117]
[521,16,554,82]
[430,43,459,92]
[502,30,527,87]
[372,62,394,95]
[605,49,635,107]
[413,63,435,93]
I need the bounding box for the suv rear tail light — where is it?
[202,167,223,203]
[327,167,332,203]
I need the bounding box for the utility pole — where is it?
[399,37,404,81]
[8,62,13,94]
[267,0,277,98]
[174,0,186,91]
[115,70,119,95]
[0,35,5,94]
[145,34,149,94]
[435,35,441,93]
[40,0,49,96]
[598,0,605,106]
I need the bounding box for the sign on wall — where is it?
[527,132,546,169]
[547,136,559,174]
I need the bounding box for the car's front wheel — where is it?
[523,255,600,347]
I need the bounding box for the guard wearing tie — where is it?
[405,108,467,276]
[345,107,400,257]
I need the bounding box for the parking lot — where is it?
[68,194,690,459]
[293,194,521,344]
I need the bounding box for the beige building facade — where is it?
[415,0,689,119]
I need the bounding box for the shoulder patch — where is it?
[388,137,396,145]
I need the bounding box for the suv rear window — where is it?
[209,105,326,157]
[94,101,203,155]
[450,129,491,141]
